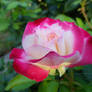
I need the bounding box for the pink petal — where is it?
[23,37,54,59]
[30,51,81,67]
[34,17,58,26]
[22,18,59,58]
[22,17,58,40]
[10,48,25,59]
[13,60,48,82]
[59,21,90,54]
[10,48,80,68]
[57,31,74,55]
[22,22,36,39]
[10,48,49,82]
[22,18,49,39]
[26,45,52,59]
[69,36,92,67]
[79,27,90,38]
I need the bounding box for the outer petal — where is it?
[22,18,50,39]
[34,17,58,26]
[10,48,49,82]
[79,27,90,38]
[22,17,58,40]
[69,36,92,67]
[13,60,48,82]
[22,22,35,39]
[10,48,25,59]
[59,21,90,54]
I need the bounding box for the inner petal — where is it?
[47,32,58,41]
[57,31,74,55]
[35,23,63,48]
[23,22,74,59]
[35,23,74,56]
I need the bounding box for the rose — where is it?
[10,18,92,82]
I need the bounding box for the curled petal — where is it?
[69,36,92,67]
[30,51,81,67]
[26,45,52,59]
[10,48,49,82]
[10,48,25,59]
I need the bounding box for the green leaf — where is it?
[55,14,75,22]
[18,2,27,7]
[29,13,39,18]
[32,8,42,13]
[56,0,64,1]
[44,75,55,81]
[82,65,92,82]
[59,85,70,92]
[38,81,59,92]
[12,83,33,91]
[64,0,81,12]
[0,16,10,31]
[5,74,36,91]
[84,83,92,92]
[73,66,83,70]
[76,18,86,30]
[88,31,92,36]
[13,23,22,30]
[7,1,19,10]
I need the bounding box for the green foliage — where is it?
[73,66,83,70]
[7,1,27,10]
[76,18,86,29]
[59,85,70,92]
[55,14,75,22]
[7,1,20,10]
[64,0,82,12]
[87,1,92,19]
[0,17,10,31]
[5,74,36,91]
[38,81,59,92]
[82,65,92,82]
[0,10,10,31]
[84,83,92,92]
[44,75,55,81]
[88,31,92,35]
[5,74,55,91]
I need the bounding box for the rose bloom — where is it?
[10,18,92,82]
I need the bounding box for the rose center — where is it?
[47,32,58,41]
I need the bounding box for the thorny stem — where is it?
[80,0,92,30]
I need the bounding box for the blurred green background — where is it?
[0,0,92,92]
